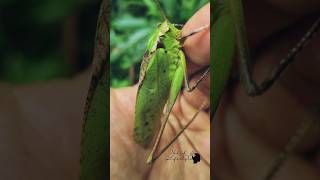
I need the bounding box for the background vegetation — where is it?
[0,0,208,86]
[0,0,100,84]
[111,0,208,87]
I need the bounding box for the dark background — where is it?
[0,0,100,84]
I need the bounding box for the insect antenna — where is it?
[153,0,168,21]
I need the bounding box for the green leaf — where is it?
[112,15,148,29]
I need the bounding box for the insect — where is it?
[133,0,210,164]
[212,0,320,117]
[79,0,109,179]
[212,0,320,179]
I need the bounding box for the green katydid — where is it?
[133,0,210,164]
[80,0,109,179]
[212,0,320,179]
[212,0,320,117]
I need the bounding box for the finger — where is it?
[182,3,210,67]
[174,3,210,119]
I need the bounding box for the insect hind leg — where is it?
[147,100,209,164]
[178,50,210,92]
[242,17,320,96]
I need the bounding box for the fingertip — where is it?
[182,3,210,66]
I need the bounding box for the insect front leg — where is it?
[178,50,210,92]
[179,24,210,42]
[178,24,211,92]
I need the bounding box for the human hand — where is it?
[214,0,320,179]
[110,3,210,180]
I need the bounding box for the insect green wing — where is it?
[79,0,108,179]
[212,0,236,118]
[138,21,169,86]
[134,49,171,146]
[134,21,182,147]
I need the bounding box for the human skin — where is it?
[0,72,91,180]
[214,0,320,180]
[0,3,210,180]
[0,1,319,180]
[110,3,210,180]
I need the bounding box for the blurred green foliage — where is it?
[0,0,100,84]
[111,0,208,87]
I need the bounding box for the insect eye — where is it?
[156,42,164,49]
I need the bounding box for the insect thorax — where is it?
[158,21,182,65]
